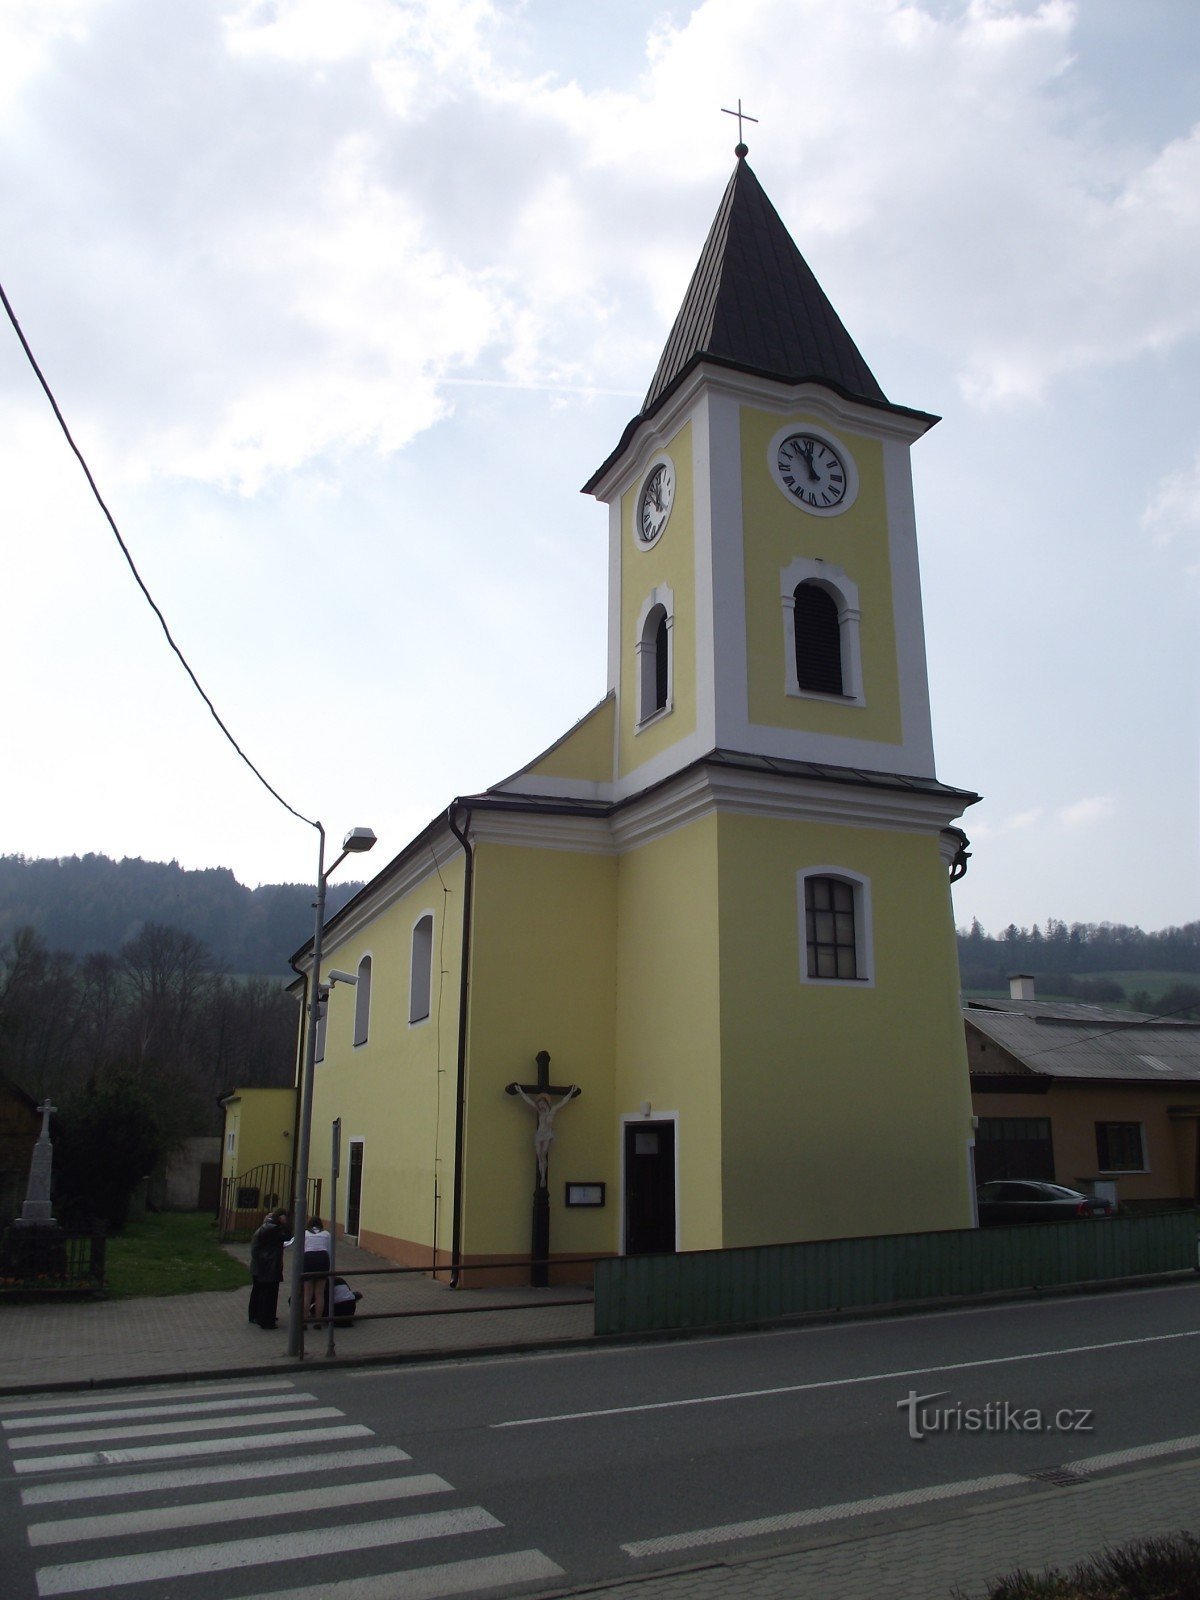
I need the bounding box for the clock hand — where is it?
[799,443,820,483]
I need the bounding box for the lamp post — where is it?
[287,823,376,1358]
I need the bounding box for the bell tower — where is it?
[585,150,944,803]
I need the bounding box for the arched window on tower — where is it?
[780,559,864,706]
[635,585,674,725]
[353,955,372,1047]
[794,582,843,695]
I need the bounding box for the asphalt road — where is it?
[3,1278,1199,1598]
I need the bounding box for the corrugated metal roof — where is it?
[967,1003,1200,1083]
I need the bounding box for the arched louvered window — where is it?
[353,955,372,1046]
[794,583,843,696]
[636,590,673,724]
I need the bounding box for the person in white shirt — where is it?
[286,1217,332,1323]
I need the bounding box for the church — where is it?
[290,147,980,1275]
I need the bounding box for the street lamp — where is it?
[287,822,376,1358]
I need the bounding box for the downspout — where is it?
[445,800,475,1288]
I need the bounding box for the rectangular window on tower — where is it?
[799,870,873,986]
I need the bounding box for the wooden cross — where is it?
[505,1051,582,1287]
[721,98,758,155]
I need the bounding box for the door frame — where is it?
[619,1110,680,1256]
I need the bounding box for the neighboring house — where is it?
[218,1087,297,1227]
[291,151,979,1274]
[0,1076,40,1225]
[968,976,1200,1206]
[152,1137,222,1213]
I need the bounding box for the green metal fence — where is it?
[593,1212,1200,1336]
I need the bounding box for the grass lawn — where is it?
[104,1212,250,1300]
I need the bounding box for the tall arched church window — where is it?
[635,584,674,726]
[353,955,372,1047]
[780,558,864,706]
[409,914,433,1025]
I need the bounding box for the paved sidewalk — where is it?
[530,1456,1200,1600]
[0,1236,594,1392]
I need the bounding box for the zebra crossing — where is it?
[2,1377,564,1598]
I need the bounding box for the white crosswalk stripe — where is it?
[5,1377,565,1600]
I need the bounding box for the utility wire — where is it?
[1,277,317,832]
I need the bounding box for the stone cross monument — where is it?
[14,1098,58,1229]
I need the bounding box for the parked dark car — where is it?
[976,1180,1115,1226]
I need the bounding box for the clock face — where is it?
[776,433,848,510]
[637,459,675,545]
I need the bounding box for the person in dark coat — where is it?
[248,1208,289,1329]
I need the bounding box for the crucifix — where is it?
[721,97,758,158]
[506,1051,581,1287]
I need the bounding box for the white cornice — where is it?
[589,365,934,502]
[468,808,616,855]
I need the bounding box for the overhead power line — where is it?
[0,278,316,832]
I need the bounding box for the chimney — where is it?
[1009,973,1036,1001]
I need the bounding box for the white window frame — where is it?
[409,912,434,1026]
[314,997,327,1063]
[781,558,865,706]
[798,866,875,987]
[353,953,372,1048]
[635,583,674,728]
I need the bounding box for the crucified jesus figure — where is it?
[506,1082,581,1186]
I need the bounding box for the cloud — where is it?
[1058,796,1116,828]
[968,806,1044,840]
[1141,449,1200,550]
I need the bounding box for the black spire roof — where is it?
[585,155,932,495]
[642,155,887,413]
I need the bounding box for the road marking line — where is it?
[14,1423,373,1474]
[20,1445,411,1506]
[1065,1434,1200,1473]
[8,1406,343,1449]
[34,1507,503,1594]
[29,1474,453,1545]
[5,1393,317,1430]
[495,1328,1200,1427]
[621,1473,1028,1558]
[0,1380,295,1416]
[229,1549,566,1600]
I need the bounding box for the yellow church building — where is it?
[290,151,979,1276]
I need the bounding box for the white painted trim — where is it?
[797,865,875,988]
[297,830,462,970]
[691,394,719,751]
[768,420,860,517]
[706,387,748,749]
[880,435,936,771]
[780,557,865,706]
[618,1110,681,1256]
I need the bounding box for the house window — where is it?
[635,585,674,725]
[1096,1122,1145,1172]
[314,999,327,1063]
[780,558,863,704]
[409,914,433,1024]
[794,583,843,694]
[353,955,372,1047]
[799,868,873,985]
[226,1131,235,1155]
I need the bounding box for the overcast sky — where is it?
[1,0,1196,938]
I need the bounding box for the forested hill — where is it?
[0,854,365,974]
[956,917,1200,997]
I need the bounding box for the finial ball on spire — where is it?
[735,142,748,159]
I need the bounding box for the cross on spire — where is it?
[721,97,758,158]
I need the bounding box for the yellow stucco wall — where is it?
[304,853,465,1262]
[526,693,615,784]
[618,421,697,777]
[220,1088,295,1187]
[716,811,973,1244]
[740,406,904,745]
[460,842,618,1260]
[613,814,725,1250]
